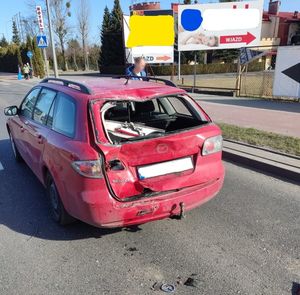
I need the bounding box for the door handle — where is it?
[24,120,29,125]
[36,133,44,144]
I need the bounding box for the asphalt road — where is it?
[0,77,299,295]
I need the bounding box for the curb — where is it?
[222,140,300,184]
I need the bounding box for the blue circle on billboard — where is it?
[181,9,203,31]
[27,51,33,59]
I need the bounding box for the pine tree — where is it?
[0,36,9,47]
[110,0,124,66]
[99,6,112,68]
[32,37,45,78]
[12,21,21,45]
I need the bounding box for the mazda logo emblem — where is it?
[156,144,168,153]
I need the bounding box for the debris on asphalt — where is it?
[184,273,203,288]
[160,283,176,293]
[151,282,176,293]
[124,246,139,257]
[128,246,138,252]
[151,282,161,291]
[176,276,183,285]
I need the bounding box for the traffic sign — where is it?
[37,35,48,48]
[282,63,300,84]
[240,47,265,65]
[27,51,33,59]
[273,46,300,98]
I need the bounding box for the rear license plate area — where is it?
[137,157,194,180]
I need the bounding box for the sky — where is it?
[0,0,299,44]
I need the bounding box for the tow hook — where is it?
[179,202,186,219]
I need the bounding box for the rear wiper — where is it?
[119,132,165,143]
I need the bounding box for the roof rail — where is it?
[98,74,177,88]
[40,78,92,94]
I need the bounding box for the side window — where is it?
[153,99,167,114]
[167,97,192,116]
[20,88,41,118]
[52,93,76,137]
[47,102,55,128]
[33,88,57,125]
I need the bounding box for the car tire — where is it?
[46,174,75,226]
[9,132,23,163]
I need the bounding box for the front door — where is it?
[14,87,41,165]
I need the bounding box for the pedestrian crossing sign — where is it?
[37,35,48,48]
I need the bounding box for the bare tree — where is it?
[22,16,39,37]
[68,38,80,71]
[50,0,71,71]
[77,0,89,70]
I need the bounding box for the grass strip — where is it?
[218,123,300,157]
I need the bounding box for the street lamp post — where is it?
[45,0,58,78]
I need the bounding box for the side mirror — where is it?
[4,106,18,116]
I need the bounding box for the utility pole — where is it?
[193,52,197,93]
[45,0,58,78]
[178,51,181,81]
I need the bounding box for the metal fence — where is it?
[238,47,277,98]
[239,70,275,98]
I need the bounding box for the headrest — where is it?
[135,101,155,113]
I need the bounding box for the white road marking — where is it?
[0,161,4,171]
[0,82,10,86]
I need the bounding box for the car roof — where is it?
[39,77,185,102]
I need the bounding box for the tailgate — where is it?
[90,95,221,200]
[99,126,221,200]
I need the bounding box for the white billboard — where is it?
[178,0,263,51]
[273,46,300,98]
[123,15,174,64]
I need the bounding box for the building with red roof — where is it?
[262,0,300,46]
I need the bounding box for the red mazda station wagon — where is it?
[4,77,224,228]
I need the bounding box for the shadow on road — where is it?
[0,139,133,241]
[200,98,300,113]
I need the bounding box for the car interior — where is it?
[102,95,208,144]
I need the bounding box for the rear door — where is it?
[26,88,57,180]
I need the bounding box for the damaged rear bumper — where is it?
[80,173,224,228]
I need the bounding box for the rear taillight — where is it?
[71,159,103,178]
[202,135,223,156]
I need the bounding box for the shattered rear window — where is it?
[101,95,209,144]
